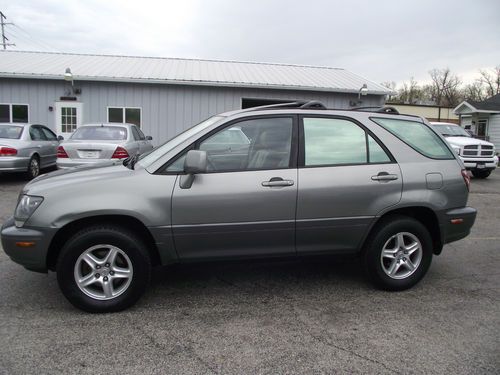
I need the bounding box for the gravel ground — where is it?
[0,170,499,374]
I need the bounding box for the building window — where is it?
[0,104,29,123]
[107,107,141,127]
[61,107,77,133]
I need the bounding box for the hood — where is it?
[444,136,495,148]
[24,161,131,194]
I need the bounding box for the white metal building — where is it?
[0,51,391,143]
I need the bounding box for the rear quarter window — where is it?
[371,117,454,159]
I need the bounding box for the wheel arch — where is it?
[47,215,162,271]
[362,206,443,255]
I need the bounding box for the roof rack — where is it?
[350,106,400,115]
[244,100,327,112]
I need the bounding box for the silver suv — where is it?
[1,102,477,312]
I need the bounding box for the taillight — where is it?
[111,146,129,159]
[461,169,470,191]
[57,146,69,158]
[0,147,17,156]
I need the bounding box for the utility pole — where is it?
[1,11,15,50]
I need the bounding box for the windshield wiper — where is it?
[123,154,140,169]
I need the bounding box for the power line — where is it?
[11,22,60,52]
[1,11,15,49]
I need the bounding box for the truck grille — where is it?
[462,145,494,157]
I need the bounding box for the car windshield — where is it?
[136,116,225,168]
[70,126,128,140]
[432,124,470,137]
[0,125,23,139]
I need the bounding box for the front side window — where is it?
[108,107,141,127]
[0,104,29,123]
[372,118,454,159]
[166,117,293,173]
[40,126,57,141]
[30,126,47,141]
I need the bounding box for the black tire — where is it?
[471,169,491,179]
[363,215,433,291]
[56,225,151,313]
[25,155,40,180]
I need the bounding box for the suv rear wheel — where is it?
[56,225,151,312]
[364,215,433,291]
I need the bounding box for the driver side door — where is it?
[170,116,298,260]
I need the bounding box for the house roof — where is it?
[0,50,392,95]
[454,93,500,115]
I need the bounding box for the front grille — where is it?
[462,144,494,157]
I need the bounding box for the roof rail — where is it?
[350,106,400,115]
[243,100,327,112]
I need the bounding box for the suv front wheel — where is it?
[56,225,151,312]
[364,215,433,291]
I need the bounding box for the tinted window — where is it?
[166,117,293,173]
[131,126,141,141]
[0,125,23,139]
[12,105,29,123]
[40,126,57,141]
[71,126,128,140]
[30,126,47,141]
[125,108,141,127]
[136,127,146,140]
[368,135,391,163]
[303,118,367,166]
[199,118,293,172]
[108,108,123,123]
[0,105,10,122]
[372,118,454,159]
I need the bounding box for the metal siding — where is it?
[0,78,383,144]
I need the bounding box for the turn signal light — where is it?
[57,146,69,158]
[15,241,35,247]
[0,147,18,156]
[111,146,129,159]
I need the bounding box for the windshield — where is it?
[71,126,128,140]
[0,125,23,139]
[432,124,470,137]
[136,116,224,168]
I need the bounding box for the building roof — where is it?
[0,50,391,95]
[454,94,500,114]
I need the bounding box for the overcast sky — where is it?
[2,0,499,86]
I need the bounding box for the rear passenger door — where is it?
[296,116,402,255]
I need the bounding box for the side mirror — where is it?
[146,136,153,141]
[57,135,64,141]
[179,150,207,189]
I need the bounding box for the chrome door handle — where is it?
[262,178,294,187]
[371,172,398,181]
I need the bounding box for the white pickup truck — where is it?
[431,122,498,179]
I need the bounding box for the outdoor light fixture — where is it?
[349,84,369,107]
[358,83,368,99]
[64,67,73,87]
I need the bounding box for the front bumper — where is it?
[1,217,57,272]
[460,155,498,171]
[440,207,477,245]
[0,156,30,172]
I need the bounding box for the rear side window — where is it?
[302,117,392,166]
[372,118,454,159]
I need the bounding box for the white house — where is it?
[454,94,500,149]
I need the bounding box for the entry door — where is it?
[55,102,83,139]
[171,116,298,260]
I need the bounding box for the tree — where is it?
[398,77,422,104]
[381,81,397,101]
[479,66,500,97]
[462,81,486,102]
[428,68,462,107]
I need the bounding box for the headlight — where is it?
[452,146,460,155]
[14,195,44,227]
